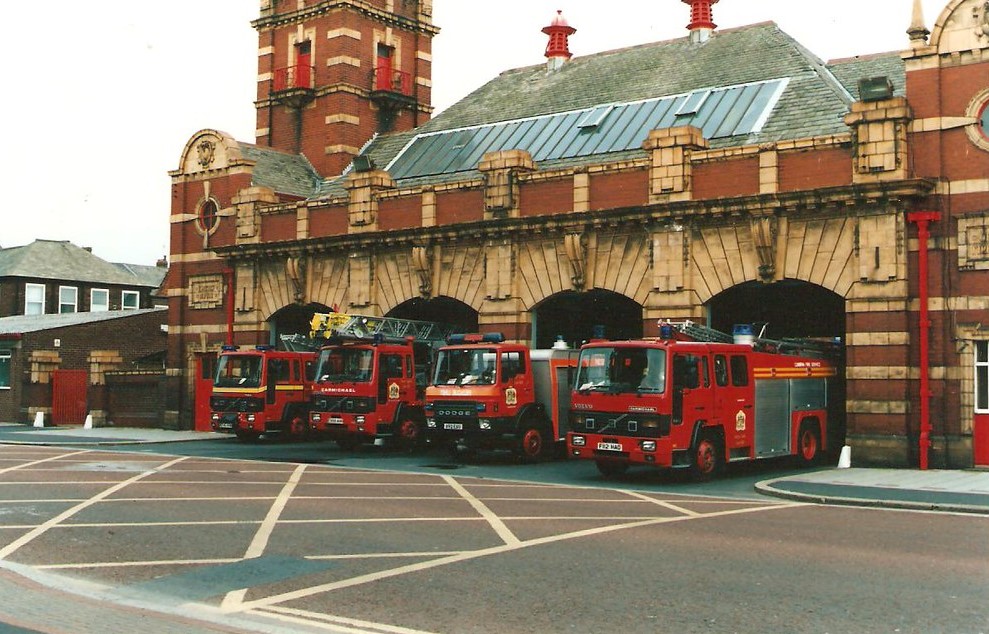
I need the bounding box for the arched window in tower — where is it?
[980,99,989,142]
[198,199,219,235]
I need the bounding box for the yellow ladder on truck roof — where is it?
[310,312,454,343]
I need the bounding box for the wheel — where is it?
[797,422,822,465]
[395,418,424,452]
[518,423,549,462]
[288,416,309,440]
[595,459,629,478]
[689,430,723,481]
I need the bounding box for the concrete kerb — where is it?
[754,477,989,516]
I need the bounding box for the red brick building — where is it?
[164,0,989,468]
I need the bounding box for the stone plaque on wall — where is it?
[188,274,224,309]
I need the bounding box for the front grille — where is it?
[210,396,262,413]
[313,395,374,413]
[570,412,670,437]
[431,401,478,423]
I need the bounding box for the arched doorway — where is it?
[533,289,643,349]
[269,302,331,346]
[388,296,478,334]
[708,279,846,449]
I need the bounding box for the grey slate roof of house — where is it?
[312,21,906,200]
[0,307,167,335]
[0,240,166,288]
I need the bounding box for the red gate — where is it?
[52,370,88,425]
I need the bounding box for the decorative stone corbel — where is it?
[412,245,432,297]
[286,256,307,303]
[478,150,535,219]
[749,213,778,282]
[563,232,585,290]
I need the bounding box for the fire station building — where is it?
[164,0,989,468]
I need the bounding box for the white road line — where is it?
[38,551,468,570]
[621,489,703,516]
[442,475,520,547]
[226,501,801,614]
[260,604,440,634]
[221,463,307,610]
[0,450,91,475]
[0,456,188,559]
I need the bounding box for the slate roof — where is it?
[826,51,907,100]
[0,307,167,335]
[239,143,321,198]
[315,21,902,200]
[0,241,165,288]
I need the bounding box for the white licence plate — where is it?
[327,417,344,425]
[443,423,463,430]
[596,442,623,452]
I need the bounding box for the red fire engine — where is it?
[425,334,578,461]
[209,346,316,441]
[567,321,839,479]
[308,313,451,450]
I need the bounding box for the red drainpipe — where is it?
[224,268,235,347]
[907,211,940,470]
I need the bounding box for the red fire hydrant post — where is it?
[907,211,940,470]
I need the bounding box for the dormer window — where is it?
[676,91,710,117]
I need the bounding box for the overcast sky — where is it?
[0,1,948,265]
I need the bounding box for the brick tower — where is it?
[252,0,438,177]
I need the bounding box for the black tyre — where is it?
[797,421,822,465]
[518,423,549,462]
[689,430,723,481]
[394,418,424,452]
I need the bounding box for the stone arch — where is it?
[690,215,859,303]
[532,289,643,349]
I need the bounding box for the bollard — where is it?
[837,445,851,469]
[84,414,93,430]
[32,411,45,428]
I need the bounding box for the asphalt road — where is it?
[0,441,986,633]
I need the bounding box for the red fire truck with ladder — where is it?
[209,345,317,441]
[425,334,578,461]
[566,321,840,479]
[308,312,453,450]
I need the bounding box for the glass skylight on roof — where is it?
[386,78,788,180]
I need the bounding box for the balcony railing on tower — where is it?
[272,64,315,93]
[372,66,413,98]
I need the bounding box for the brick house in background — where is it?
[0,240,170,426]
[0,308,169,426]
[0,240,167,317]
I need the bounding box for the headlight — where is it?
[479,421,491,430]
[426,418,436,428]
[312,413,321,422]
[356,416,365,424]
[571,435,586,447]
[247,414,256,422]
[211,413,219,421]
[641,440,656,452]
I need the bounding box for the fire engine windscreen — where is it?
[315,347,374,383]
[433,348,498,386]
[214,355,262,388]
[575,347,666,394]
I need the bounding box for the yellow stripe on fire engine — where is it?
[213,385,304,394]
[753,368,837,378]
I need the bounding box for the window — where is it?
[714,355,729,386]
[59,286,78,314]
[91,288,109,312]
[976,341,989,413]
[0,350,10,389]
[730,355,750,387]
[122,291,140,311]
[979,100,989,143]
[198,199,219,234]
[25,283,44,315]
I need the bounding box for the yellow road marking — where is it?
[442,475,520,546]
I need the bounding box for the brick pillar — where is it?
[643,125,708,203]
[844,96,912,184]
[478,150,535,220]
[88,351,123,427]
[345,169,394,232]
[233,186,279,245]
